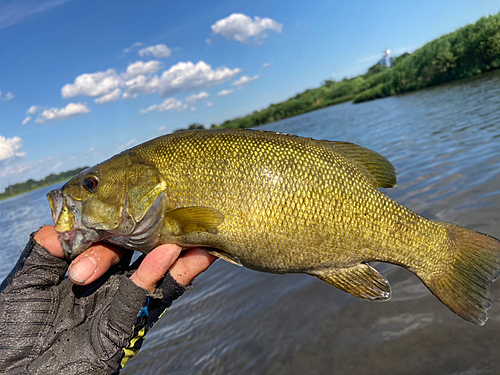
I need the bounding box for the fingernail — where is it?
[69,257,98,283]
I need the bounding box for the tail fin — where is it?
[421,222,500,325]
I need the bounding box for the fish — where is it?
[47,129,500,325]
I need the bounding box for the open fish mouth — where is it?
[47,188,100,259]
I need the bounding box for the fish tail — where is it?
[420,222,500,325]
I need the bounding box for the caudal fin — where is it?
[421,222,500,325]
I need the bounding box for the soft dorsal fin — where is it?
[318,140,397,188]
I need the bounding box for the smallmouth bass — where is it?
[47,129,500,325]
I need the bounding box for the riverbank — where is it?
[181,11,500,132]
[0,167,88,202]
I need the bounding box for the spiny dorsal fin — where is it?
[318,140,397,188]
[308,263,391,301]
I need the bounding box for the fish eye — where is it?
[83,176,99,192]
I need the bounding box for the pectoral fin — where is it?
[206,248,242,266]
[165,207,224,236]
[308,263,391,301]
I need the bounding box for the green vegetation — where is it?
[175,12,500,132]
[10,13,500,197]
[0,167,88,201]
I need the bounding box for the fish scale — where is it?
[132,131,442,270]
[48,129,500,325]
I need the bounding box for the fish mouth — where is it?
[47,188,100,259]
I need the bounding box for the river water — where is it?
[1,71,500,374]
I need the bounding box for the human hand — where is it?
[34,225,217,290]
[0,226,217,374]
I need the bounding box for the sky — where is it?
[1,0,500,191]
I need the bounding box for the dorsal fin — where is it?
[318,140,397,188]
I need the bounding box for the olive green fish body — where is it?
[48,129,500,325]
[132,131,439,272]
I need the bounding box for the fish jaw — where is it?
[47,188,101,259]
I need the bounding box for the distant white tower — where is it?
[379,48,392,68]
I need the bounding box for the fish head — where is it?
[47,153,167,259]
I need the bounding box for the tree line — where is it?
[174,11,500,132]
[0,167,88,201]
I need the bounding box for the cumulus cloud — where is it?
[0,135,25,161]
[62,61,240,102]
[211,13,282,44]
[232,74,260,86]
[217,89,233,97]
[123,60,163,78]
[35,102,90,124]
[26,105,40,115]
[139,44,172,59]
[124,42,142,53]
[206,102,213,107]
[61,69,121,98]
[0,90,14,101]
[140,98,188,114]
[158,61,240,97]
[22,117,31,126]
[122,75,160,98]
[94,88,122,104]
[185,91,209,104]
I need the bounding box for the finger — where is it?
[169,248,218,286]
[130,244,182,292]
[68,243,124,285]
[34,225,64,258]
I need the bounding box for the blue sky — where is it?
[1,0,499,190]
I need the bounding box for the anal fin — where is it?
[308,263,391,301]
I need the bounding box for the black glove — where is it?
[0,233,187,375]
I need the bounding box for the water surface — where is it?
[1,71,500,375]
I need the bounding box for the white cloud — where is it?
[123,74,160,98]
[139,44,172,59]
[158,61,240,97]
[62,61,240,103]
[124,42,142,53]
[123,60,163,78]
[0,136,25,161]
[158,126,166,132]
[61,69,121,98]
[94,88,122,104]
[2,92,14,101]
[117,138,138,151]
[263,62,270,68]
[206,102,213,107]
[140,98,188,114]
[217,89,233,97]
[0,0,70,30]
[22,117,31,126]
[232,74,260,86]
[0,90,14,101]
[185,91,209,104]
[211,13,282,44]
[205,38,212,45]
[26,105,40,115]
[35,102,90,124]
